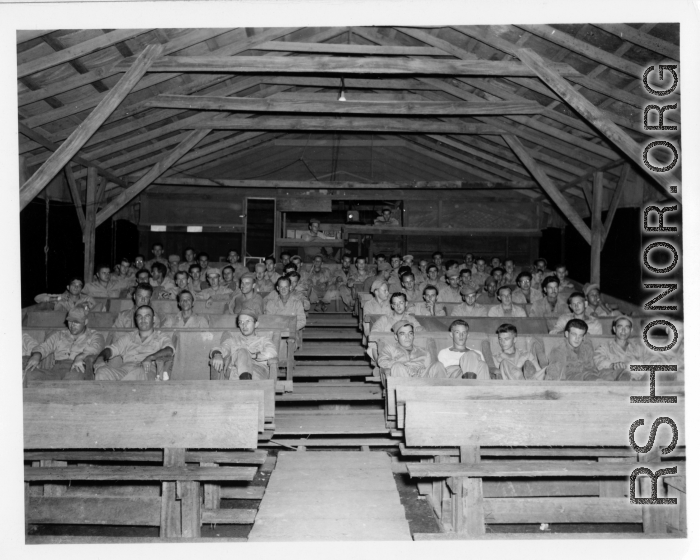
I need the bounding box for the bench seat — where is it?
[25,465,257,482]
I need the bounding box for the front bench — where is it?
[24,381,265,539]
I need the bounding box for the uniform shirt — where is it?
[264,271,281,286]
[35,291,97,312]
[529,296,569,318]
[34,328,105,362]
[492,348,541,380]
[112,274,136,291]
[363,298,392,317]
[264,295,307,330]
[228,293,264,316]
[545,339,597,381]
[471,271,490,287]
[588,303,621,318]
[487,304,528,318]
[308,267,332,293]
[211,332,278,375]
[511,287,543,305]
[150,277,176,292]
[196,285,235,302]
[593,339,659,371]
[450,303,487,317]
[23,333,39,356]
[332,267,353,287]
[476,293,499,305]
[348,269,371,288]
[265,291,310,313]
[371,312,423,334]
[82,279,122,298]
[416,280,441,295]
[437,285,462,303]
[373,216,400,226]
[291,287,311,311]
[410,302,447,316]
[187,278,203,294]
[107,330,174,365]
[255,276,275,293]
[162,312,210,328]
[377,343,432,377]
[549,313,603,335]
[113,309,162,329]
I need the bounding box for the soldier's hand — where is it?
[71,358,86,373]
[24,355,40,372]
[211,355,224,372]
[205,299,213,308]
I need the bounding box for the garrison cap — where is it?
[168,254,181,263]
[66,306,88,324]
[205,268,221,278]
[240,272,256,281]
[612,315,633,328]
[583,282,601,296]
[238,308,259,322]
[370,279,388,293]
[309,218,321,225]
[391,319,414,333]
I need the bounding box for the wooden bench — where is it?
[108,299,229,314]
[24,381,265,539]
[402,381,686,536]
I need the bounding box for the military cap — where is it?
[66,306,88,324]
[168,254,181,263]
[205,268,221,278]
[460,284,479,296]
[391,319,414,333]
[238,308,259,322]
[370,279,388,293]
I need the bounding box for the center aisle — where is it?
[248,451,412,541]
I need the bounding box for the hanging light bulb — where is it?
[338,77,346,102]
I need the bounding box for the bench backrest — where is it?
[108,299,229,314]
[403,382,685,448]
[24,381,260,449]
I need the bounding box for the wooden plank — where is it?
[274,410,389,435]
[25,466,257,482]
[503,134,592,244]
[94,128,209,226]
[19,123,130,189]
[221,486,266,500]
[603,163,631,244]
[253,41,447,55]
[161,448,182,537]
[414,532,682,540]
[516,47,681,203]
[405,399,685,447]
[17,30,56,44]
[26,536,249,544]
[145,95,544,116]
[344,224,541,236]
[19,43,162,210]
[179,480,201,537]
[63,165,85,232]
[83,167,97,284]
[591,24,680,61]
[27,496,161,526]
[183,117,502,134]
[17,29,151,79]
[115,55,578,76]
[24,401,259,449]
[591,171,604,284]
[485,497,641,524]
[201,508,257,524]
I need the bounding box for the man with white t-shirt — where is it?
[436,320,490,380]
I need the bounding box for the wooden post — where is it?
[19,43,163,210]
[590,171,604,285]
[179,480,201,538]
[460,445,485,537]
[602,163,631,244]
[83,167,97,285]
[201,462,220,511]
[64,166,86,232]
[161,448,183,537]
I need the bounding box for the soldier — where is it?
[166,254,181,281]
[451,284,487,317]
[179,247,197,272]
[462,253,476,273]
[221,265,239,291]
[491,267,506,288]
[196,268,235,304]
[529,276,569,318]
[149,262,175,297]
[227,272,264,316]
[371,292,423,333]
[417,264,441,293]
[113,283,162,330]
[491,323,543,380]
[226,250,247,280]
[254,262,275,293]
[263,257,281,286]
[431,252,446,276]
[583,283,620,317]
[264,277,306,330]
[377,321,446,378]
[82,263,122,298]
[276,252,292,275]
[162,290,210,328]
[23,307,105,381]
[374,207,400,226]
[34,276,97,312]
[113,257,136,292]
[511,271,543,305]
[301,218,335,262]
[286,271,311,311]
[410,286,447,317]
[210,309,278,381]
[144,243,168,270]
[471,258,490,287]
[488,286,528,317]
[554,264,575,292]
[363,279,393,336]
[549,291,603,335]
[414,259,429,284]
[197,252,214,277]
[348,256,372,303]
[502,259,517,285]
[437,270,462,303]
[187,264,204,294]
[533,258,551,276]
[476,276,499,305]
[593,315,661,381]
[307,255,334,312]
[436,320,490,379]
[363,262,392,293]
[399,272,422,302]
[545,319,605,381]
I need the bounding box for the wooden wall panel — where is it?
[141,193,244,226]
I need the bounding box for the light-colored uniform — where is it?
[410,302,447,316]
[150,277,176,293]
[328,266,354,307]
[291,286,311,311]
[113,309,162,330]
[187,278,203,294]
[196,285,235,302]
[549,313,603,335]
[82,279,122,298]
[95,330,174,381]
[308,266,333,304]
[450,303,487,317]
[255,276,275,293]
[492,348,542,380]
[34,292,97,312]
[588,303,621,318]
[593,339,659,374]
[437,347,489,379]
[545,339,605,381]
[471,271,490,287]
[23,333,39,356]
[529,297,569,318]
[511,287,543,305]
[377,343,445,378]
[162,312,210,328]
[371,312,423,334]
[437,285,462,303]
[26,328,106,381]
[227,293,264,316]
[210,332,278,380]
[264,295,307,330]
[487,304,528,318]
[476,293,499,306]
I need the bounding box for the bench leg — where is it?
[201,462,221,510]
[41,459,67,497]
[179,481,201,538]
[161,448,184,537]
[459,445,485,537]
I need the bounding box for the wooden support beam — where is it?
[603,163,631,245]
[515,48,681,203]
[590,24,680,61]
[145,95,544,116]
[18,123,130,189]
[591,172,604,284]
[253,41,446,56]
[504,134,592,244]
[19,43,162,211]
[63,166,85,232]
[95,129,209,227]
[115,55,578,76]
[17,30,151,79]
[83,168,97,285]
[17,30,56,44]
[183,117,502,135]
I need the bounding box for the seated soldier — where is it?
[400,271,422,302]
[491,267,506,288]
[437,320,489,379]
[451,284,487,316]
[511,271,543,305]
[411,285,447,316]
[159,270,190,300]
[416,264,439,294]
[549,291,603,335]
[371,292,423,333]
[150,262,175,298]
[145,243,168,271]
[471,258,490,287]
[179,247,197,272]
[443,260,461,284]
[95,305,174,381]
[276,252,292,275]
[390,265,410,294]
[492,324,543,380]
[113,283,162,329]
[254,263,274,293]
[264,276,307,330]
[82,263,122,298]
[264,257,281,287]
[414,259,429,284]
[287,271,311,311]
[133,254,147,274]
[228,272,264,316]
[529,275,569,317]
[306,255,334,312]
[197,251,215,277]
[458,268,474,290]
[431,252,446,276]
[531,269,544,293]
[347,256,371,301]
[221,265,238,291]
[187,264,204,294]
[554,264,575,291]
[35,276,96,312]
[593,315,661,381]
[166,254,181,281]
[544,319,608,381]
[210,309,278,381]
[290,254,311,286]
[162,290,210,328]
[387,254,403,285]
[476,276,499,305]
[23,307,105,381]
[488,285,528,317]
[113,257,136,292]
[502,259,517,285]
[127,269,152,298]
[488,256,502,273]
[533,257,551,276]
[325,254,354,312]
[437,270,463,303]
[377,320,445,378]
[583,283,620,317]
[364,278,393,323]
[196,268,235,304]
[374,207,400,226]
[462,253,476,273]
[226,250,248,280]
